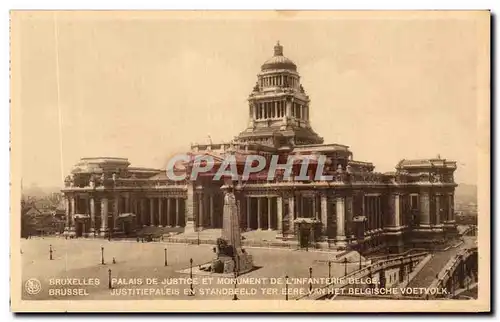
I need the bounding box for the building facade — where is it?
[61,43,458,252]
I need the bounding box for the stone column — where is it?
[448,194,455,222]
[124,194,130,213]
[113,195,119,231]
[394,194,401,227]
[419,191,431,226]
[300,195,304,217]
[100,197,108,235]
[246,196,251,230]
[320,193,328,235]
[64,197,70,231]
[346,195,353,236]
[70,197,76,230]
[175,198,180,227]
[387,194,396,227]
[336,197,346,245]
[257,197,262,230]
[158,197,163,227]
[288,195,295,233]
[149,198,154,226]
[377,197,382,228]
[267,197,272,230]
[198,194,204,229]
[312,195,317,219]
[163,198,172,227]
[362,194,366,218]
[89,197,95,233]
[277,196,283,232]
[435,194,441,225]
[366,196,371,230]
[209,195,214,228]
[140,198,146,226]
[133,197,139,227]
[286,99,292,118]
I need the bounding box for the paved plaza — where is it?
[21,237,359,300]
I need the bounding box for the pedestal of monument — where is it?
[216,251,254,274]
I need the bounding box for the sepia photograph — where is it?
[10,10,490,312]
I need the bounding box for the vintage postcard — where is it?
[10,10,490,312]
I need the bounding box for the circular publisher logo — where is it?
[25,278,42,295]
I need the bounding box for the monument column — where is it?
[89,196,95,233]
[100,197,108,235]
[320,193,328,235]
[184,182,195,233]
[257,197,262,230]
[149,198,154,226]
[336,196,346,246]
[277,196,283,232]
[158,197,163,227]
[267,197,272,230]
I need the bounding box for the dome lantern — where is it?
[261,42,297,72]
[274,41,283,56]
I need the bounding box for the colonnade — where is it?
[64,194,186,236]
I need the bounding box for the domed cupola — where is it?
[261,41,297,72]
[235,42,324,148]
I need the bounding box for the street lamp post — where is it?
[344,258,348,277]
[49,244,53,260]
[101,246,104,265]
[328,261,331,279]
[309,267,313,292]
[359,252,362,270]
[164,247,168,267]
[285,275,289,301]
[188,258,194,296]
[232,258,239,301]
[108,268,112,289]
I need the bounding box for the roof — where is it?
[397,158,457,169]
[261,42,297,72]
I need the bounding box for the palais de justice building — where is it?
[61,43,458,252]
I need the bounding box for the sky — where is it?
[12,11,486,188]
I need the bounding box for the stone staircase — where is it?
[406,242,466,289]
[137,225,183,237]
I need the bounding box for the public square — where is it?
[21,237,359,300]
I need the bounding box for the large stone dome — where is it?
[260,42,297,72]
